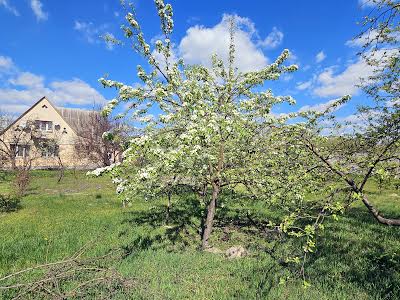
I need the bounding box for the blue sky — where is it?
[0,0,377,122]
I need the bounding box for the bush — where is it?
[0,193,21,212]
[13,169,31,197]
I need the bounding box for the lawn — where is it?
[0,170,399,299]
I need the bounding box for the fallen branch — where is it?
[0,245,135,299]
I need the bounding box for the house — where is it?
[0,96,102,170]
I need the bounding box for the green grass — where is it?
[0,171,399,299]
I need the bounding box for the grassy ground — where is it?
[0,171,399,299]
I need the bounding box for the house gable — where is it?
[1,97,79,145]
[0,96,103,170]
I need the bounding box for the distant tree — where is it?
[74,108,124,168]
[0,110,14,130]
[356,0,399,103]
[0,115,36,171]
[0,110,15,168]
[297,0,400,226]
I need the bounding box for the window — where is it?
[41,144,59,158]
[36,121,53,132]
[10,144,30,158]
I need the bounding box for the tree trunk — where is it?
[57,157,64,184]
[362,194,400,226]
[166,191,171,225]
[202,181,220,249]
[102,151,111,167]
[11,157,16,171]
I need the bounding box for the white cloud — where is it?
[0,55,14,70]
[315,51,326,63]
[321,110,380,135]
[341,113,365,124]
[179,14,281,72]
[0,0,19,16]
[345,30,379,47]
[299,98,345,113]
[296,80,313,90]
[49,79,106,105]
[74,21,98,44]
[312,48,397,98]
[259,27,284,49]
[0,55,106,114]
[9,72,44,88]
[287,51,299,63]
[312,58,373,97]
[345,29,400,48]
[282,74,293,82]
[74,20,113,50]
[30,0,48,21]
[311,47,398,98]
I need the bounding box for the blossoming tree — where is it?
[94,2,348,266]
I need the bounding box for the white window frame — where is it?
[12,144,30,158]
[37,121,53,132]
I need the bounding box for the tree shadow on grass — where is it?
[0,171,11,182]
[119,195,205,256]
[232,204,400,299]
[117,191,269,258]
[0,193,21,212]
[307,205,400,299]
[26,185,39,195]
[117,191,400,298]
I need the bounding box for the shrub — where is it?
[0,193,21,213]
[13,169,31,197]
